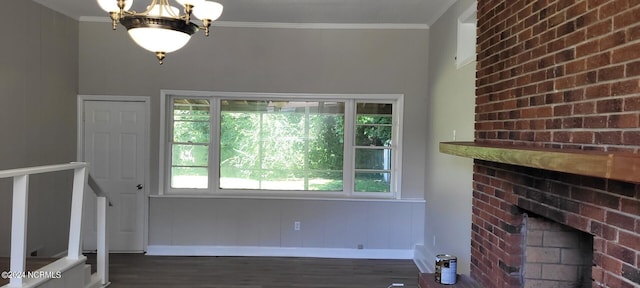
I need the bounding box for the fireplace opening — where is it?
[522,213,593,288]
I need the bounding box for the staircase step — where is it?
[84,264,92,285]
[418,273,481,288]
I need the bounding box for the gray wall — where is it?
[79,23,429,199]
[150,198,424,251]
[0,1,79,256]
[79,23,429,251]
[420,0,476,274]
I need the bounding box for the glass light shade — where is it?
[128,27,191,53]
[97,0,133,12]
[193,1,223,21]
[147,4,180,17]
[176,0,204,7]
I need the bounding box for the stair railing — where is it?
[0,162,111,287]
[87,173,112,286]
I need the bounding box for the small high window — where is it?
[457,1,477,69]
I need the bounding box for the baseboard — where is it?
[413,244,436,273]
[146,245,414,259]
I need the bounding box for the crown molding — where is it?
[213,21,429,30]
[79,16,429,30]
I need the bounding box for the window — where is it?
[170,99,210,189]
[355,103,393,193]
[456,1,477,69]
[161,91,403,198]
[220,100,345,190]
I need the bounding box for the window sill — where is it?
[149,194,425,203]
[440,141,640,183]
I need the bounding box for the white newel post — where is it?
[68,166,87,259]
[10,175,29,287]
[97,195,109,285]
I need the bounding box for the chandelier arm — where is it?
[109,11,119,30]
[141,0,158,14]
[201,19,211,36]
[183,4,194,23]
[117,0,126,17]
[161,0,181,18]
[114,0,193,20]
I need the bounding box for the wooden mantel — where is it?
[439,142,640,184]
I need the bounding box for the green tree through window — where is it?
[164,94,400,197]
[171,99,210,189]
[219,101,344,190]
[354,103,393,192]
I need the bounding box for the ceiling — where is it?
[33,0,457,26]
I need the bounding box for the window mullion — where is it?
[259,112,264,190]
[304,106,310,190]
[211,97,220,193]
[342,100,355,196]
[392,97,402,198]
[164,97,175,194]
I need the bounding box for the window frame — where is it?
[456,1,477,69]
[159,90,403,199]
[169,98,212,189]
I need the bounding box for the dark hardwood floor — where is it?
[88,254,420,288]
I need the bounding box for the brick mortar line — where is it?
[476,67,640,97]
[473,164,640,208]
[474,118,640,124]
[475,101,640,113]
[477,4,636,65]
[477,32,640,91]
[476,72,640,98]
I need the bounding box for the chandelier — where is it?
[97,0,223,64]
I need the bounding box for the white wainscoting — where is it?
[148,197,424,258]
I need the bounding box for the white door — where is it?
[82,100,146,252]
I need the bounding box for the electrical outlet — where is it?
[294,221,301,231]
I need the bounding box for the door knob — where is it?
[137,184,143,190]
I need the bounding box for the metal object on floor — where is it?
[435,254,457,285]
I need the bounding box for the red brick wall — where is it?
[473,1,640,287]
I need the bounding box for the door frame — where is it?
[77,94,151,252]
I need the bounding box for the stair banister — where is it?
[0,162,112,288]
[0,162,87,287]
[68,164,87,260]
[9,174,29,288]
[87,173,111,286]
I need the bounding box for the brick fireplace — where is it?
[523,213,593,287]
[472,1,640,287]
